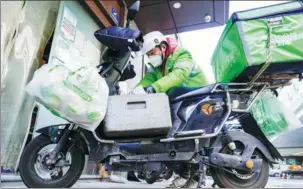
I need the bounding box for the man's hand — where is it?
[144,86,156,94]
[130,86,146,94]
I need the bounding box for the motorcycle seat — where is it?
[170,84,217,102]
[94,26,143,52]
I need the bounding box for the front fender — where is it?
[36,124,89,155]
[36,124,68,142]
[211,131,278,164]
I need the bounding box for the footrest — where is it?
[173,129,205,138]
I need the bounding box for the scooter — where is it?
[19,1,286,188]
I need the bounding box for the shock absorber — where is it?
[222,126,236,151]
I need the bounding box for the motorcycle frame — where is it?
[35,82,282,174]
[34,13,292,165]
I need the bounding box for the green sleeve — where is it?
[151,51,193,93]
[137,71,158,88]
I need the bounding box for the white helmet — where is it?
[141,31,167,54]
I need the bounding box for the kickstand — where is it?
[197,161,206,188]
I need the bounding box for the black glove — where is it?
[144,86,156,94]
[119,64,136,81]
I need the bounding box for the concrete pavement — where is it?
[1,176,303,188]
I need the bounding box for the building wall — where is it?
[1,1,60,171]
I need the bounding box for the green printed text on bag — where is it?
[63,80,92,102]
[63,66,92,102]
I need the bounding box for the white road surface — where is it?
[1,177,303,188]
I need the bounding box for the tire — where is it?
[19,135,85,188]
[210,142,269,188]
[144,171,161,184]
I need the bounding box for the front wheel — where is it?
[210,142,269,188]
[19,135,85,188]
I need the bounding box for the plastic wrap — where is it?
[249,91,301,140]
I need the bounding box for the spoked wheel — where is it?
[210,141,269,188]
[34,143,71,181]
[19,135,85,188]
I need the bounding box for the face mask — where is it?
[148,55,163,67]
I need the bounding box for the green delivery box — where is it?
[211,1,303,83]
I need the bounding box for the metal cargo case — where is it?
[211,1,303,83]
[104,93,172,138]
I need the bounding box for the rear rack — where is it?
[211,73,299,93]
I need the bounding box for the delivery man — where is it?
[134,31,209,188]
[134,31,208,99]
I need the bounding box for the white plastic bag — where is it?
[249,91,301,141]
[26,62,109,130]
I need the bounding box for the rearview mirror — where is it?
[127,1,140,22]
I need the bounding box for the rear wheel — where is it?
[210,141,269,188]
[19,135,85,188]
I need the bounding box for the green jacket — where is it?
[138,48,209,93]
